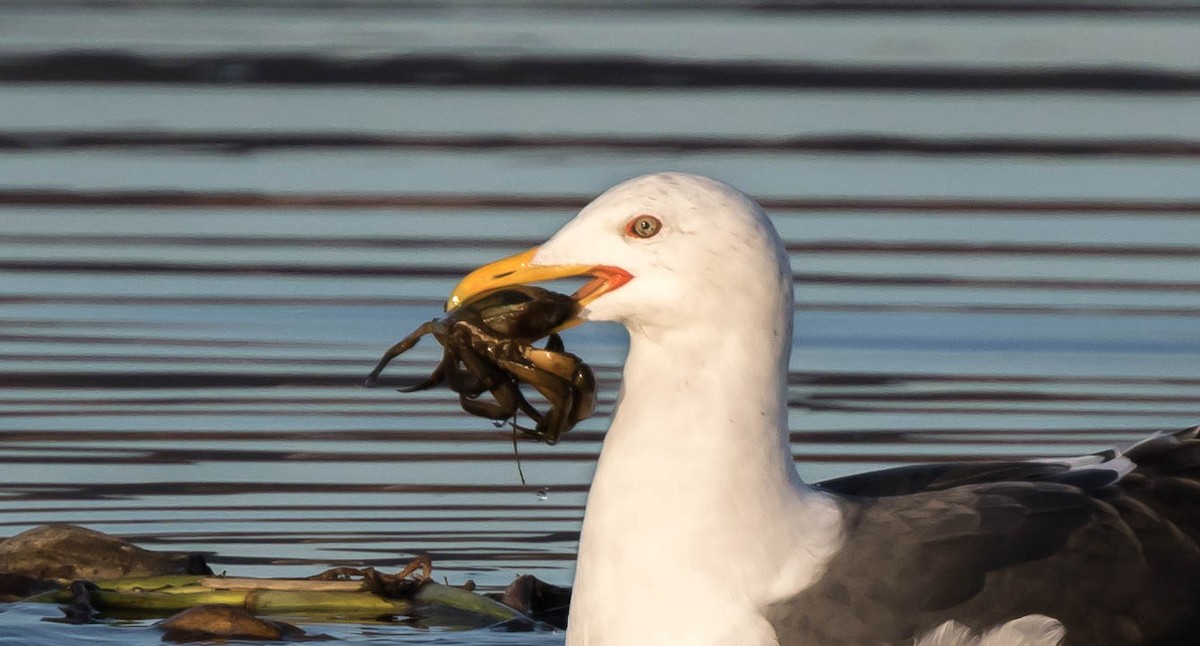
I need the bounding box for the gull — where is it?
[448,172,1200,646]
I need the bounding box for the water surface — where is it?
[1,3,1199,644]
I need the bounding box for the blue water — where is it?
[2,3,1199,644]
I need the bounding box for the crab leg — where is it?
[399,351,451,393]
[449,340,505,396]
[493,358,577,444]
[364,321,440,386]
[449,342,532,422]
[457,372,542,424]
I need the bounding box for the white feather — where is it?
[913,616,1066,646]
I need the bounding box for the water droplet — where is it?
[535,488,549,501]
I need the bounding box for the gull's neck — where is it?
[605,322,800,496]
[567,315,842,646]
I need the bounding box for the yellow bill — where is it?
[447,247,633,330]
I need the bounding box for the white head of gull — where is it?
[539,173,840,644]
[448,172,1200,646]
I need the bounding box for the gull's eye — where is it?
[625,215,662,239]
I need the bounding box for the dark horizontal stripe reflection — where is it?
[6,131,1200,157]
[5,54,1200,90]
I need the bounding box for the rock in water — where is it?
[159,605,307,641]
[499,574,571,629]
[0,572,56,602]
[0,524,205,580]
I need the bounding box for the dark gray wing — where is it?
[769,426,1200,646]
[814,454,1123,498]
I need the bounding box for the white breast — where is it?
[564,332,843,646]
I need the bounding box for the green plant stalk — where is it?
[35,586,412,615]
[413,582,522,622]
[22,575,523,622]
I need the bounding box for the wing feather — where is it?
[769,427,1200,646]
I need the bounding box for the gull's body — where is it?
[450,173,1200,646]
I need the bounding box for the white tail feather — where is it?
[913,615,1065,646]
